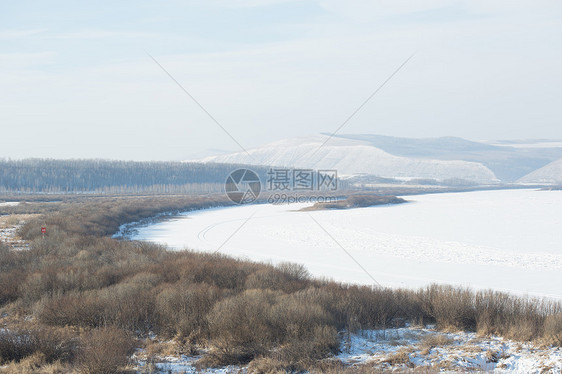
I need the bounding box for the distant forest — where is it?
[0,159,269,194]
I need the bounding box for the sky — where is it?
[1,0,561,161]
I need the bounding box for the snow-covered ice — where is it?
[131,189,562,299]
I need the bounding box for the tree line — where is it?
[0,159,269,194]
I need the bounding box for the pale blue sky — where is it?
[1,1,561,160]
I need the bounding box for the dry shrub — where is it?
[37,281,155,332]
[291,284,410,331]
[270,294,333,336]
[244,263,311,294]
[244,268,287,291]
[180,256,258,290]
[290,287,346,328]
[543,314,562,345]
[0,327,78,365]
[78,327,135,374]
[0,329,39,364]
[475,290,550,341]
[422,285,476,331]
[123,272,163,288]
[0,269,25,306]
[476,290,539,340]
[270,325,339,369]
[276,262,310,281]
[475,290,512,335]
[96,282,155,332]
[20,271,58,303]
[205,289,338,367]
[0,243,15,267]
[37,293,107,328]
[206,289,281,364]
[506,318,542,341]
[155,282,224,341]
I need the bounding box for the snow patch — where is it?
[132,327,562,373]
[338,327,562,373]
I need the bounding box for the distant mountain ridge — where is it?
[332,134,562,182]
[202,135,498,183]
[518,158,562,184]
[201,134,562,184]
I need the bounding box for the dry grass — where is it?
[382,347,414,366]
[0,214,38,228]
[419,334,455,349]
[0,353,74,374]
[246,357,288,374]
[542,314,562,345]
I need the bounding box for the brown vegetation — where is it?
[300,194,406,211]
[0,195,559,372]
[78,328,135,374]
[419,334,454,349]
[0,327,78,365]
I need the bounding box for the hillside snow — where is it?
[202,136,497,183]
[519,158,562,184]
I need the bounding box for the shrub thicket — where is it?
[0,327,79,365]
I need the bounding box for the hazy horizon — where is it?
[2,1,561,161]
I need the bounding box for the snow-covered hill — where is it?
[202,136,497,183]
[519,158,562,184]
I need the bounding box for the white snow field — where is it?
[131,189,562,299]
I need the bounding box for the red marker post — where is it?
[41,226,46,238]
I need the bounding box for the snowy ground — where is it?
[338,327,561,373]
[0,213,29,251]
[133,327,562,373]
[130,189,562,299]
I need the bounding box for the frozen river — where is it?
[131,189,562,299]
